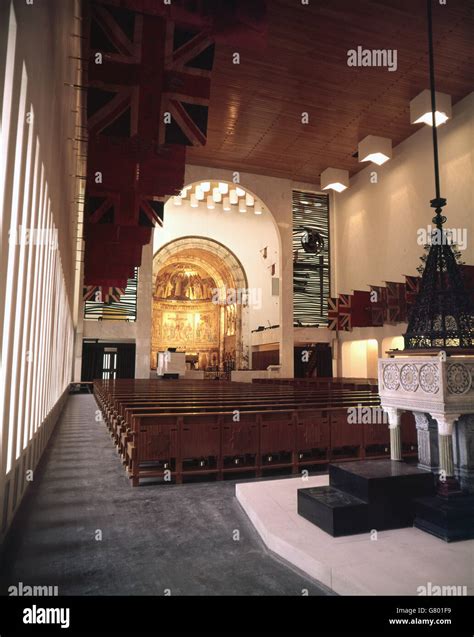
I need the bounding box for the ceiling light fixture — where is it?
[320,167,349,193]
[358,135,392,165]
[218,182,229,194]
[229,189,238,205]
[190,194,198,208]
[236,186,245,197]
[245,193,254,206]
[223,197,231,212]
[212,187,222,203]
[195,186,204,201]
[207,195,215,210]
[200,181,211,193]
[410,89,452,127]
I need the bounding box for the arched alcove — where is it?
[152,237,250,372]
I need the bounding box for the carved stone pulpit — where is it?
[378,351,474,490]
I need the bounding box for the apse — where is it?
[153,181,280,332]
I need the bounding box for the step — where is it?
[329,459,435,503]
[414,494,474,542]
[297,485,368,537]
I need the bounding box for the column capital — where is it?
[431,413,461,436]
[413,412,430,431]
[383,407,403,429]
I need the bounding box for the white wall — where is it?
[0,0,79,540]
[333,93,474,295]
[154,187,280,330]
[172,166,322,376]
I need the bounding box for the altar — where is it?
[156,351,186,378]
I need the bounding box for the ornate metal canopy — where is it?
[404,0,474,350]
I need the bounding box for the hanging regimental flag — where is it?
[405,274,421,318]
[338,293,352,331]
[83,285,125,304]
[160,21,215,146]
[369,285,387,326]
[385,281,407,324]
[327,297,339,331]
[351,290,372,328]
[87,3,144,138]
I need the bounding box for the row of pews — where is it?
[253,377,379,391]
[94,379,417,486]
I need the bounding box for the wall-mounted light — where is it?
[200,181,211,193]
[321,167,349,193]
[229,189,238,205]
[218,182,229,194]
[358,135,392,165]
[254,201,262,215]
[223,197,231,211]
[173,196,182,206]
[207,195,215,210]
[410,89,452,127]
[190,194,198,208]
[245,193,254,207]
[195,186,204,201]
[236,186,245,197]
[212,187,222,203]
[239,199,247,213]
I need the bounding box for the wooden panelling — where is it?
[187,0,473,183]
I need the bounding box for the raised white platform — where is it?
[236,475,474,596]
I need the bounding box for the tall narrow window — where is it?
[293,190,330,326]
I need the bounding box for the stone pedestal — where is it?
[414,412,439,472]
[297,460,435,537]
[378,352,474,541]
[453,414,474,492]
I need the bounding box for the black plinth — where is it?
[298,486,368,537]
[414,494,474,542]
[298,460,436,537]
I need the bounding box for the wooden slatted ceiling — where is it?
[187,0,473,183]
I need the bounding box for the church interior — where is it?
[0,0,473,628]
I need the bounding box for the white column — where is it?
[432,413,460,479]
[384,407,403,461]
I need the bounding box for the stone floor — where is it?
[236,475,474,596]
[0,395,329,596]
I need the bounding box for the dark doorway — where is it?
[81,341,136,381]
[294,343,332,378]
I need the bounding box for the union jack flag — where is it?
[405,275,421,317]
[85,192,165,227]
[385,281,407,324]
[160,21,215,146]
[338,294,352,331]
[369,285,387,326]
[328,297,339,331]
[86,3,146,138]
[83,285,125,304]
